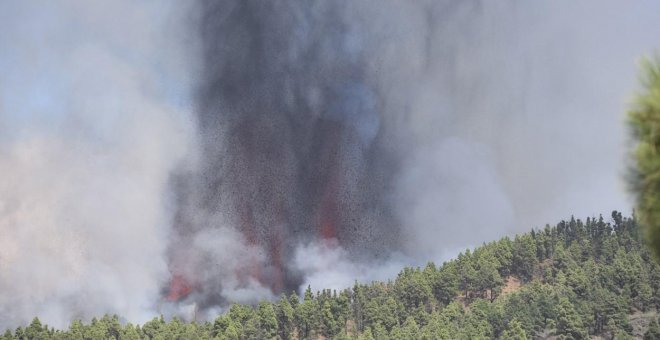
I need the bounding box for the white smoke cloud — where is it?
[0,0,197,329]
[293,240,410,292]
[187,227,276,304]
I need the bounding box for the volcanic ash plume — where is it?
[167,1,402,311]
[167,0,653,313]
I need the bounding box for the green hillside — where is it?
[4,211,659,340]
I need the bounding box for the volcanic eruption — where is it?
[1,0,648,329]
[160,1,645,314]
[165,1,401,308]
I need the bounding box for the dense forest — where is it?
[3,211,659,340]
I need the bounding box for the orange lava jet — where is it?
[318,127,341,242]
[167,274,193,301]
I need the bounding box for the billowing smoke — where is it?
[168,1,404,310]
[1,0,660,330]
[171,0,659,312]
[0,0,197,328]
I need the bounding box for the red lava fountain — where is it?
[165,123,353,301]
[166,274,193,301]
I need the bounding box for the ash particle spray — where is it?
[168,1,402,306]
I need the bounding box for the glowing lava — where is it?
[166,274,193,301]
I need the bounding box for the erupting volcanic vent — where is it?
[165,1,401,307]
[166,275,193,302]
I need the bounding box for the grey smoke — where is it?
[181,0,656,305]
[1,0,659,330]
[0,0,197,328]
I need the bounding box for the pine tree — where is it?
[512,234,538,281]
[120,323,141,340]
[500,319,528,340]
[457,251,477,299]
[25,317,50,340]
[645,318,660,340]
[432,262,460,306]
[373,322,390,340]
[394,267,433,312]
[357,327,375,340]
[257,301,278,339]
[555,297,587,340]
[276,293,295,340]
[298,286,319,339]
[223,320,239,340]
[321,300,339,338]
[628,55,660,259]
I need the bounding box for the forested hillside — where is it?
[4,211,660,340]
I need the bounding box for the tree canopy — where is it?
[629,55,660,258]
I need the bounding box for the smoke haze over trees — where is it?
[3,213,659,339]
[1,0,660,330]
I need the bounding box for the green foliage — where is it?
[393,267,433,313]
[629,54,660,259]
[645,317,660,340]
[257,301,278,339]
[555,296,587,339]
[275,294,294,340]
[512,234,538,282]
[3,213,659,340]
[500,318,528,340]
[297,285,319,339]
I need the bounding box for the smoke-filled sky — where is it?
[1,0,660,329]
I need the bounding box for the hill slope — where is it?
[3,211,660,339]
